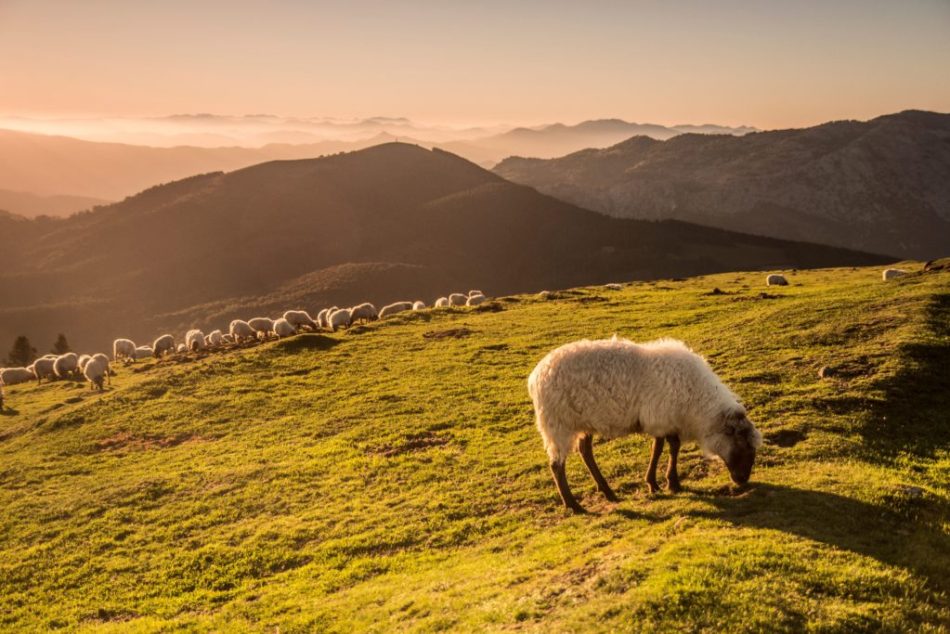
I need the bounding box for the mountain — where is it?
[0,143,889,352]
[0,188,112,218]
[495,111,950,259]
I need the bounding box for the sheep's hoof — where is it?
[667,479,681,494]
[603,490,619,503]
[567,504,589,515]
[646,481,660,495]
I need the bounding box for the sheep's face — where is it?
[709,411,762,485]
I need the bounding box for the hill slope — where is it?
[495,110,950,260]
[0,143,889,352]
[0,264,947,631]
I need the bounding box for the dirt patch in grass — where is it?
[424,328,473,340]
[372,433,450,457]
[766,429,807,448]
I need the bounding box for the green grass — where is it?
[1,264,948,632]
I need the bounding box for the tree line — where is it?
[5,334,70,366]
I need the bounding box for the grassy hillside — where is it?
[1,264,948,632]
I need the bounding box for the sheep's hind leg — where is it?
[578,434,618,502]
[645,437,665,494]
[549,460,587,514]
[666,434,681,493]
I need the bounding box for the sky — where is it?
[1,0,949,131]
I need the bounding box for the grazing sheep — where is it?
[83,355,109,391]
[113,338,137,363]
[882,268,908,281]
[319,307,338,329]
[284,310,318,331]
[528,337,762,513]
[448,293,467,306]
[176,343,187,353]
[31,357,57,383]
[77,354,92,371]
[379,301,414,319]
[53,353,79,378]
[91,352,111,384]
[766,274,788,286]
[222,333,234,344]
[135,345,154,360]
[248,317,275,339]
[185,329,206,352]
[207,329,225,347]
[0,367,34,386]
[435,297,450,308]
[273,318,297,338]
[328,308,352,331]
[466,294,487,306]
[229,319,256,343]
[468,290,483,298]
[153,334,175,358]
[538,290,552,299]
[605,283,623,291]
[350,303,379,324]
[412,301,426,310]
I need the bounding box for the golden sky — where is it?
[1,0,948,130]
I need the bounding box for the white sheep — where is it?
[766,274,788,286]
[207,329,225,347]
[53,353,79,378]
[318,307,338,329]
[78,354,92,371]
[882,268,908,281]
[113,338,137,363]
[283,310,318,331]
[435,297,450,308]
[91,353,111,384]
[222,333,234,344]
[273,318,297,338]
[328,308,352,331]
[229,319,255,343]
[248,317,275,339]
[0,367,33,386]
[135,345,154,359]
[350,303,379,323]
[379,301,414,319]
[83,355,109,391]
[605,283,623,291]
[412,301,426,310]
[528,337,762,513]
[466,294,487,306]
[31,357,57,383]
[153,334,175,358]
[448,293,467,306]
[185,329,206,352]
[468,290,483,298]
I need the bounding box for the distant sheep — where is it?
[153,334,175,358]
[53,353,79,378]
[113,338,136,363]
[77,355,92,372]
[466,294,487,306]
[229,319,255,343]
[435,297,450,308]
[528,337,762,513]
[448,293,467,306]
[83,355,109,391]
[185,329,206,352]
[328,308,352,331]
[766,274,788,286]
[412,301,426,310]
[135,345,153,360]
[273,318,297,338]
[176,343,187,353]
[379,301,413,319]
[882,268,908,281]
[0,367,33,386]
[30,357,57,383]
[605,283,623,291]
[319,307,339,329]
[222,333,234,344]
[207,329,225,347]
[468,290,483,298]
[350,303,379,324]
[284,310,318,331]
[248,317,275,339]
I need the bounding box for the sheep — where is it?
[53,353,79,378]
[134,345,153,360]
[91,352,111,384]
[176,343,187,353]
[273,318,297,338]
[766,274,788,286]
[528,337,762,513]
[328,308,352,331]
[605,283,623,291]
[222,333,234,344]
[448,293,467,306]
[185,329,206,352]
[468,290,483,298]
[113,338,137,363]
[78,354,92,371]
[284,310,318,331]
[31,357,57,383]
[229,319,256,343]
[318,307,338,329]
[466,294,487,306]
[379,301,414,319]
[248,317,275,339]
[882,268,908,281]
[207,329,225,347]
[153,334,175,358]
[538,290,553,299]
[0,367,33,386]
[412,301,426,310]
[350,302,379,324]
[435,297,450,308]
[83,355,109,391]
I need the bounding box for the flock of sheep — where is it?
[0,291,490,408]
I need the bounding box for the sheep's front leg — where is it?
[549,460,587,514]
[578,434,618,502]
[645,436,665,494]
[666,434,681,493]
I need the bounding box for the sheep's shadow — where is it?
[270,334,341,353]
[0,407,19,417]
[690,483,949,592]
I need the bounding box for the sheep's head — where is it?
[707,410,762,485]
